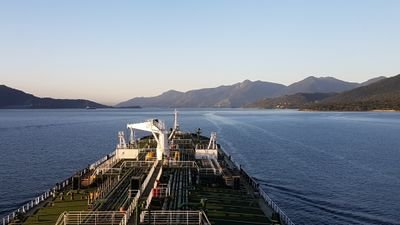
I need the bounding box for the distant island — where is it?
[0,85,110,109]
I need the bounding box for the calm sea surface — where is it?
[0,109,399,224]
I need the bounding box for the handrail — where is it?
[239,168,295,225]
[94,155,119,175]
[167,160,198,168]
[125,160,160,223]
[143,160,163,209]
[54,211,67,225]
[53,211,126,225]
[120,160,155,168]
[219,147,295,225]
[140,160,158,194]
[89,151,116,170]
[140,210,211,225]
[200,210,212,225]
[1,165,91,225]
[1,150,121,225]
[125,191,140,220]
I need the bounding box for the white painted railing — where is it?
[167,161,198,168]
[144,163,163,207]
[1,164,93,225]
[94,155,119,175]
[89,151,116,170]
[140,210,211,225]
[120,160,154,168]
[2,191,53,225]
[54,211,126,225]
[198,158,222,176]
[95,167,122,175]
[258,188,295,225]
[219,146,295,225]
[125,191,140,221]
[140,160,158,194]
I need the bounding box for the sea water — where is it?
[0,109,399,224]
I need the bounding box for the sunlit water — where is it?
[0,109,399,224]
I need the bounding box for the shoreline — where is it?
[300,108,400,112]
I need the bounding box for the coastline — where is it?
[299,108,400,112]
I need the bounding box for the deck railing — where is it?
[1,191,52,225]
[93,155,119,175]
[143,163,163,210]
[1,165,92,225]
[54,211,126,225]
[140,210,211,225]
[140,160,158,194]
[125,191,140,221]
[166,160,198,168]
[219,147,296,225]
[118,160,161,223]
[89,151,116,170]
[120,160,154,168]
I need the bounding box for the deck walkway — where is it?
[190,185,272,225]
[127,161,162,225]
[22,191,88,225]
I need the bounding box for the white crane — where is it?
[117,131,127,149]
[208,132,217,149]
[169,109,180,140]
[127,119,169,161]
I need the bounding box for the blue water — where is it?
[0,109,399,224]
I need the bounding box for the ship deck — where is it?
[7,122,289,225]
[23,191,89,225]
[189,185,272,225]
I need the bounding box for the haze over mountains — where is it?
[0,85,108,109]
[117,76,387,108]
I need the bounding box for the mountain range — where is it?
[304,74,400,111]
[0,85,109,109]
[1,75,394,110]
[246,92,337,109]
[117,76,386,108]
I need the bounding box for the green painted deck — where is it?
[23,192,88,225]
[190,186,272,225]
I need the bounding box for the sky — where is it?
[0,0,399,105]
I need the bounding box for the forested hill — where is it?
[304,75,400,111]
[0,85,109,109]
[247,93,336,109]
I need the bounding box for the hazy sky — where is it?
[1,0,399,105]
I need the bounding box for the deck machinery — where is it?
[8,111,294,225]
